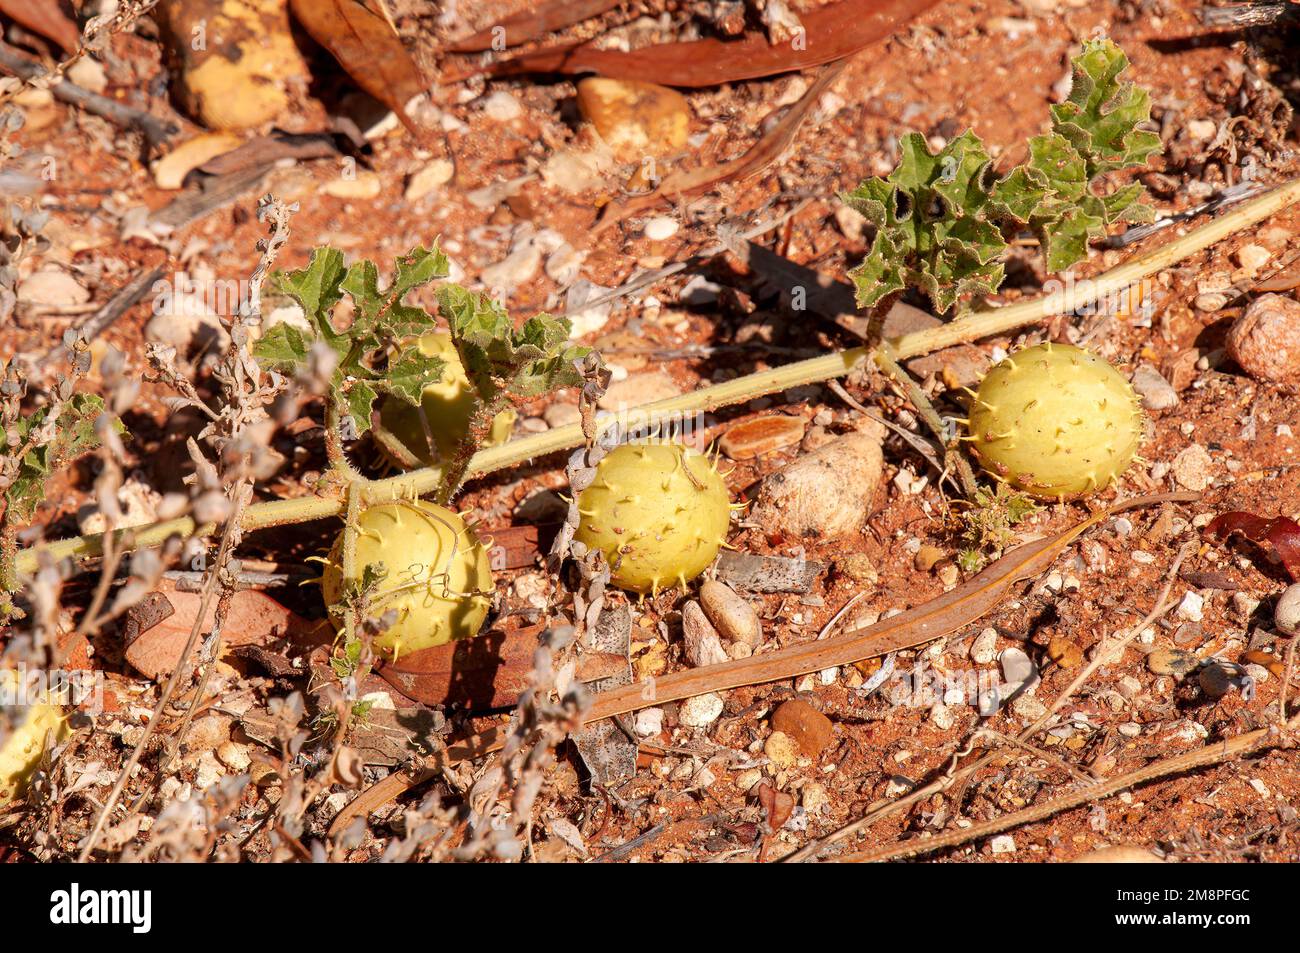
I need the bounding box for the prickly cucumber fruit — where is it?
[0,671,67,807]
[575,442,732,595]
[373,332,515,469]
[321,501,493,659]
[966,342,1142,499]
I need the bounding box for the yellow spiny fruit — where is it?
[320,501,493,660]
[966,342,1143,500]
[373,332,515,469]
[575,442,732,595]
[0,671,67,807]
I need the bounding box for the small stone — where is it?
[77,478,161,534]
[597,371,680,410]
[1047,637,1084,669]
[749,431,884,540]
[1131,364,1179,411]
[481,90,522,121]
[216,741,251,773]
[719,415,805,460]
[1234,244,1271,275]
[1275,584,1300,636]
[324,171,382,199]
[1171,444,1213,491]
[642,216,679,241]
[930,702,955,730]
[1071,845,1165,863]
[1197,663,1234,699]
[193,750,225,789]
[404,159,455,201]
[1147,647,1199,677]
[770,699,834,758]
[834,205,867,242]
[17,267,89,308]
[679,692,724,728]
[914,545,945,573]
[1175,591,1204,622]
[1118,675,1143,699]
[937,564,960,588]
[970,628,998,665]
[990,834,1017,855]
[734,767,763,792]
[837,553,878,586]
[576,77,690,161]
[1232,591,1260,621]
[1226,294,1300,384]
[67,56,108,94]
[999,647,1037,686]
[764,731,799,770]
[634,708,664,738]
[700,580,763,647]
[681,601,728,667]
[1118,722,1143,738]
[1186,118,1217,140]
[481,232,543,294]
[801,781,829,814]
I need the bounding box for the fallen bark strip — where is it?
[445,0,622,52]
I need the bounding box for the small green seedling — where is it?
[373,332,516,470]
[965,342,1142,499]
[575,442,733,595]
[320,500,494,659]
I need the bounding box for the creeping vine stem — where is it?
[9,176,1300,580]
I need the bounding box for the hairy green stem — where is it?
[13,177,1300,577]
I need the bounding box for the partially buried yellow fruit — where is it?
[575,442,732,595]
[321,501,494,660]
[0,670,68,807]
[966,342,1143,499]
[373,332,515,469]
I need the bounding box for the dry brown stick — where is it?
[75,481,252,861]
[786,535,1195,862]
[36,263,166,370]
[838,713,1298,863]
[0,41,177,148]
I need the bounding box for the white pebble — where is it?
[642,216,679,241]
[1176,591,1204,622]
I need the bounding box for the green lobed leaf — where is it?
[380,348,446,407]
[5,394,116,523]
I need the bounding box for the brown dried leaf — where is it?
[289,0,426,139]
[472,0,940,87]
[0,0,80,54]
[1206,511,1300,582]
[124,585,327,681]
[446,0,620,53]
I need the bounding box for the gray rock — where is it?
[1275,583,1300,636]
[681,601,728,667]
[749,431,883,540]
[1131,364,1179,411]
[700,580,763,647]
